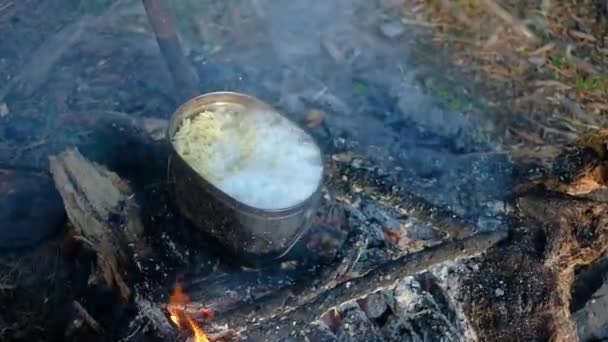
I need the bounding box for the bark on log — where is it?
[48,148,149,301]
[516,194,608,341]
[513,129,608,201]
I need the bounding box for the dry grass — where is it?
[402,0,608,145]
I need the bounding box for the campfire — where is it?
[167,283,210,342]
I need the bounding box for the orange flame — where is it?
[187,315,210,342]
[168,282,210,342]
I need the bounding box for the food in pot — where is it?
[172,106,322,210]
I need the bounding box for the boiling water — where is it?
[173,107,323,210]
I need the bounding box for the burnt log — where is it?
[460,193,608,342]
[48,148,149,300]
[211,231,506,340]
[48,148,178,341]
[518,195,608,341]
[513,129,608,201]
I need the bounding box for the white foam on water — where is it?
[173,107,323,210]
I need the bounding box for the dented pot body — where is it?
[167,92,323,264]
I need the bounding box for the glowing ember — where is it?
[167,282,210,342]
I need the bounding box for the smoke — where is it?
[164,0,512,222]
[259,0,354,64]
[1,0,513,230]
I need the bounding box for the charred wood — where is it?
[212,231,506,340]
[72,300,105,335]
[48,148,149,300]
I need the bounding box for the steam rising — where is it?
[173,107,323,210]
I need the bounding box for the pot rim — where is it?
[167,91,325,216]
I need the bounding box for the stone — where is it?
[0,102,9,117]
[359,292,389,319]
[336,305,384,342]
[379,21,405,40]
[305,321,338,342]
[575,280,608,341]
[380,314,416,342]
[0,169,65,249]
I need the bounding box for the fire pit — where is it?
[167,92,324,264]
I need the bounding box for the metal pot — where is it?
[167,92,323,264]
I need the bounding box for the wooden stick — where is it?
[142,0,200,103]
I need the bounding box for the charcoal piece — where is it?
[0,169,65,249]
[183,270,296,314]
[551,147,598,183]
[389,276,464,341]
[358,292,388,319]
[380,314,417,342]
[405,219,444,242]
[361,203,402,230]
[298,321,337,342]
[366,223,388,248]
[350,248,391,274]
[336,304,384,342]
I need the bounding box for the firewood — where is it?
[514,129,608,200]
[48,148,149,301]
[517,195,608,342]
[133,292,177,341]
[211,231,506,340]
